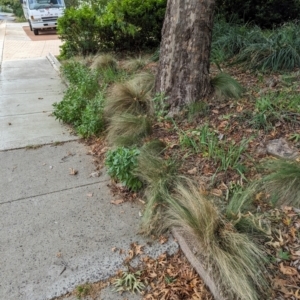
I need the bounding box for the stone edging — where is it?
[172,228,225,300]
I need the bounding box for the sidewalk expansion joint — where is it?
[0,140,79,152]
[0,180,110,205]
[0,110,53,118]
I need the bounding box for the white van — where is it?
[20,0,65,35]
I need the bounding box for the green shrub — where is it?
[57,5,105,58]
[58,0,166,57]
[100,0,166,50]
[53,61,104,137]
[6,0,23,17]
[105,147,142,191]
[76,92,105,137]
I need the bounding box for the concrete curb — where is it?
[47,52,61,73]
[172,228,225,300]
[47,52,69,87]
[0,20,6,68]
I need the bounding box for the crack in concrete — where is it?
[0,180,110,205]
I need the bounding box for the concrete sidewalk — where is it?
[0,21,178,300]
[2,21,62,61]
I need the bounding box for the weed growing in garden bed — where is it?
[105,147,142,191]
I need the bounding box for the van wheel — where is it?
[33,29,39,35]
[29,21,33,31]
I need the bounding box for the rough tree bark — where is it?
[155,0,216,113]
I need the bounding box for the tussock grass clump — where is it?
[166,181,269,300]
[90,54,117,71]
[260,159,300,207]
[104,73,155,147]
[211,73,244,99]
[104,77,154,118]
[226,182,271,235]
[212,19,253,63]
[127,72,155,95]
[141,139,166,154]
[234,23,300,72]
[134,149,179,235]
[107,113,152,147]
[122,56,149,72]
[226,183,258,217]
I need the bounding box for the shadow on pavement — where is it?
[23,25,59,41]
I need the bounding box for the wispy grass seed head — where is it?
[166,181,270,300]
[107,113,152,147]
[260,158,300,207]
[122,56,149,73]
[104,78,153,118]
[90,54,117,71]
[134,149,179,236]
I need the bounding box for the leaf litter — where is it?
[85,64,300,299]
[115,242,213,300]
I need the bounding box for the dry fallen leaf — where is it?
[169,143,179,149]
[159,235,168,244]
[279,263,298,276]
[211,189,223,197]
[89,171,101,177]
[69,168,78,175]
[132,243,144,255]
[138,198,146,204]
[294,289,300,299]
[218,120,229,129]
[236,105,243,112]
[187,167,197,175]
[291,249,300,257]
[87,193,93,197]
[111,199,124,205]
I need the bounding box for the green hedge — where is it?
[57,0,166,58]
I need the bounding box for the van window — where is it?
[28,0,64,9]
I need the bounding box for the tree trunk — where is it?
[155,0,216,113]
